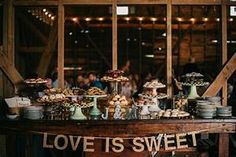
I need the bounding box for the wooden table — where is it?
[0,118,236,157]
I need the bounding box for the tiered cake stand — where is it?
[138,83,168,118]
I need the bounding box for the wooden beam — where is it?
[0,51,24,85]
[19,47,98,53]
[221,2,227,106]
[63,0,112,4]
[84,23,218,30]
[37,20,58,77]
[117,0,167,4]
[172,0,221,5]
[112,0,117,70]
[13,0,233,6]
[203,53,236,97]
[166,0,172,97]
[58,1,64,88]
[16,12,48,45]
[3,0,15,64]
[13,0,58,6]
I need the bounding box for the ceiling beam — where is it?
[37,20,58,77]
[17,12,48,45]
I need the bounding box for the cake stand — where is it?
[182,82,209,99]
[85,95,107,120]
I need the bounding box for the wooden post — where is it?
[3,0,14,64]
[219,134,229,157]
[221,2,227,106]
[167,0,172,97]
[112,0,117,70]
[58,1,65,88]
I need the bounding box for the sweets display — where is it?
[143,80,166,88]
[24,78,47,84]
[37,93,68,103]
[86,87,106,96]
[181,72,209,86]
[108,94,129,114]
[101,70,129,82]
[157,109,190,118]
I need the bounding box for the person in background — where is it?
[88,72,103,89]
[75,74,84,88]
[51,72,70,88]
[183,56,200,75]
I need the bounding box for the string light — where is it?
[203,17,208,22]
[138,17,144,22]
[177,17,183,22]
[124,17,130,22]
[72,17,78,22]
[229,18,234,22]
[216,18,220,22]
[190,18,196,22]
[150,17,157,22]
[98,17,104,21]
[85,17,92,22]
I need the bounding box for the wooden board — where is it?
[1,119,236,136]
[57,1,64,88]
[0,52,23,85]
[203,53,236,97]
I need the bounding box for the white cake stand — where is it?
[182,82,209,99]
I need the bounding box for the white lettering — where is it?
[54,135,68,150]
[111,138,124,153]
[132,137,144,152]
[83,137,95,152]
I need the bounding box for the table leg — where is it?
[218,133,229,157]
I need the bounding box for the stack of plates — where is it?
[196,100,216,119]
[216,106,232,117]
[24,106,43,120]
[206,96,221,106]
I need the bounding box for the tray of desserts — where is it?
[85,87,106,96]
[138,93,168,99]
[24,78,48,84]
[37,93,69,103]
[143,80,166,89]
[157,109,190,119]
[101,70,129,82]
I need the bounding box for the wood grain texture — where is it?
[0,119,236,136]
[57,1,64,88]
[203,53,236,97]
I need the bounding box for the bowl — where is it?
[6,114,19,119]
[206,96,221,103]
[216,106,232,113]
[197,104,216,109]
[198,112,215,119]
[196,100,211,105]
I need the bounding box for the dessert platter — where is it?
[24,78,48,84]
[181,72,209,99]
[101,70,129,82]
[85,87,107,120]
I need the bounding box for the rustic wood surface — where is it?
[0,119,236,136]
